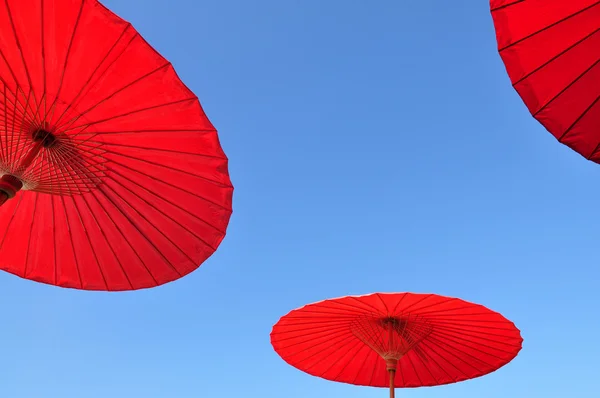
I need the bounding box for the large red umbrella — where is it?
[491,0,600,162]
[271,293,522,397]
[0,0,232,290]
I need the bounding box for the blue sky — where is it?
[0,0,597,397]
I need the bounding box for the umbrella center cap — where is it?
[32,128,57,148]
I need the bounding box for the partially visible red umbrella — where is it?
[0,0,232,290]
[271,293,522,397]
[491,0,600,162]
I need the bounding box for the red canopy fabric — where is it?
[271,293,522,393]
[0,0,233,290]
[491,0,600,162]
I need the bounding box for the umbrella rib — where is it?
[490,0,524,12]
[404,345,425,386]
[286,310,374,319]
[36,141,95,194]
[424,322,522,347]
[426,315,521,337]
[430,328,517,359]
[531,52,600,122]
[100,142,226,160]
[43,147,75,261]
[22,192,39,278]
[276,319,357,328]
[57,62,172,133]
[347,342,374,385]
[315,337,365,378]
[426,333,495,370]
[430,328,519,356]
[1,85,9,164]
[89,188,159,286]
[52,25,134,129]
[275,329,351,353]
[513,25,600,87]
[98,146,231,188]
[375,293,392,315]
[413,306,495,317]
[0,85,32,132]
[11,87,34,168]
[4,0,39,108]
[48,142,108,287]
[409,343,449,385]
[287,331,357,364]
[59,194,84,289]
[348,295,385,314]
[63,96,196,135]
[399,297,459,316]
[99,180,187,275]
[40,138,102,195]
[389,292,408,315]
[313,300,381,317]
[394,294,436,315]
[563,91,600,151]
[497,0,600,52]
[0,192,23,252]
[40,0,47,129]
[51,195,57,285]
[412,346,443,386]
[78,128,215,135]
[427,320,519,333]
[70,194,110,290]
[104,167,218,251]
[46,0,84,124]
[8,88,19,167]
[0,85,9,164]
[0,39,22,89]
[97,181,183,278]
[417,338,471,379]
[79,190,135,290]
[296,334,359,370]
[367,350,380,386]
[271,323,351,344]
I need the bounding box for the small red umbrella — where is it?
[491,0,600,162]
[0,0,232,290]
[271,293,522,397]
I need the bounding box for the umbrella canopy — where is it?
[271,293,522,397]
[491,0,600,162]
[0,0,233,290]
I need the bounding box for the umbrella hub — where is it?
[0,119,107,203]
[32,128,57,148]
[350,315,433,363]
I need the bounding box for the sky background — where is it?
[0,0,597,397]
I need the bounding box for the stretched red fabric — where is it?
[0,0,233,290]
[491,0,600,162]
[271,293,522,389]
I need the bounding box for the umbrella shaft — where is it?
[389,369,395,398]
[18,142,43,171]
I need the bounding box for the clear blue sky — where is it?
[0,0,596,397]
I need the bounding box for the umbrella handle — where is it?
[389,369,395,398]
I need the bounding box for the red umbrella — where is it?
[491,0,600,162]
[0,0,232,290]
[271,293,522,397]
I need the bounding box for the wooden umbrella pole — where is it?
[389,369,395,398]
